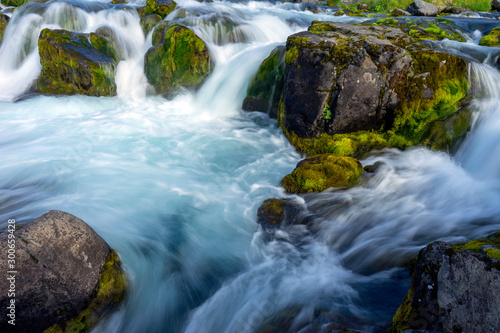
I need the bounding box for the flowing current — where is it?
[1,1,500,332]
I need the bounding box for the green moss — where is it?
[140,14,162,36]
[391,287,414,333]
[0,14,9,46]
[374,18,399,26]
[334,9,367,17]
[282,154,364,193]
[258,199,286,226]
[144,24,212,98]
[1,0,27,6]
[285,46,298,65]
[151,20,170,46]
[89,33,119,63]
[479,27,500,47]
[143,0,176,19]
[455,232,500,260]
[43,251,126,333]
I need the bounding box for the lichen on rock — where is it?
[479,27,500,47]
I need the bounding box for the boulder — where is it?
[37,29,117,96]
[1,0,27,7]
[407,0,439,17]
[391,238,500,332]
[0,13,9,45]
[140,14,162,36]
[89,27,121,63]
[138,0,176,19]
[479,27,500,47]
[391,8,412,17]
[0,211,126,333]
[421,108,472,152]
[151,20,170,46]
[242,46,285,118]
[256,198,302,230]
[144,24,212,98]
[279,21,469,156]
[442,6,467,14]
[493,0,500,11]
[282,154,364,193]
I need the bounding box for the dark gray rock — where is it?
[0,211,126,333]
[442,6,467,14]
[493,0,500,11]
[407,0,439,17]
[257,198,303,230]
[242,46,285,118]
[392,241,500,332]
[392,8,412,17]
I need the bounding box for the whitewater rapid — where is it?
[1,1,500,332]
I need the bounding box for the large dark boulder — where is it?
[391,238,500,332]
[493,0,500,11]
[0,211,126,333]
[279,21,469,156]
[0,13,9,45]
[144,24,212,98]
[407,0,439,17]
[37,29,117,96]
[242,45,285,118]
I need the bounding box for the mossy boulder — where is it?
[406,0,438,17]
[242,45,285,118]
[38,28,117,96]
[0,13,9,45]
[151,20,170,46]
[479,27,500,47]
[279,21,469,157]
[138,0,176,19]
[256,198,302,230]
[421,108,472,152]
[140,14,162,36]
[89,27,121,64]
[2,0,28,7]
[0,211,126,333]
[144,24,212,98]
[391,239,500,333]
[282,154,364,193]
[455,231,500,260]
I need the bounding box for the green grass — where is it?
[351,0,491,13]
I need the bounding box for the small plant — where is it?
[322,103,332,120]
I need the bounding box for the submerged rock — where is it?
[282,154,364,193]
[391,238,500,332]
[279,21,469,156]
[37,29,117,96]
[256,198,303,230]
[0,13,9,45]
[479,27,500,47]
[140,14,162,36]
[242,45,285,118]
[144,24,212,98]
[0,211,126,333]
[407,0,439,17]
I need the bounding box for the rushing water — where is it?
[1,1,500,332]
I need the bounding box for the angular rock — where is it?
[392,240,500,332]
[257,198,302,230]
[0,13,9,45]
[391,8,412,17]
[282,154,364,193]
[140,14,162,36]
[279,21,469,156]
[90,27,121,63]
[38,29,117,96]
[407,0,439,17]
[242,46,285,118]
[479,27,500,47]
[144,24,212,98]
[0,211,126,333]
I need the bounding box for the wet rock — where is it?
[493,0,500,12]
[90,26,121,63]
[357,3,368,11]
[279,21,469,157]
[407,0,439,17]
[242,45,285,118]
[151,20,171,46]
[140,14,162,36]
[479,27,500,47]
[391,239,500,332]
[391,8,412,17]
[364,161,387,173]
[0,211,126,333]
[138,0,176,19]
[442,6,467,14]
[144,24,212,98]
[37,28,117,96]
[257,198,302,229]
[421,108,472,152]
[282,154,364,193]
[1,0,27,7]
[0,13,8,45]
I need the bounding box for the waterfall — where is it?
[1,1,500,332]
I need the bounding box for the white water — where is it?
[1,1,500,332]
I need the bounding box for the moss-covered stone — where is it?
[279,21,469,157]
[140,14,162,36]
[140,0,176,19]
[421,108,472,152]
[2,0,28,7]
[43,250,127,333]
[144,24,212,98]
[242,46,285,118]
[456,231,500,260]
[37,28,117,96]
[479,27,500,47]
[151,20,171,46]
[0,13,9,45]
[334,9,367,17]
[282,154,364,193]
